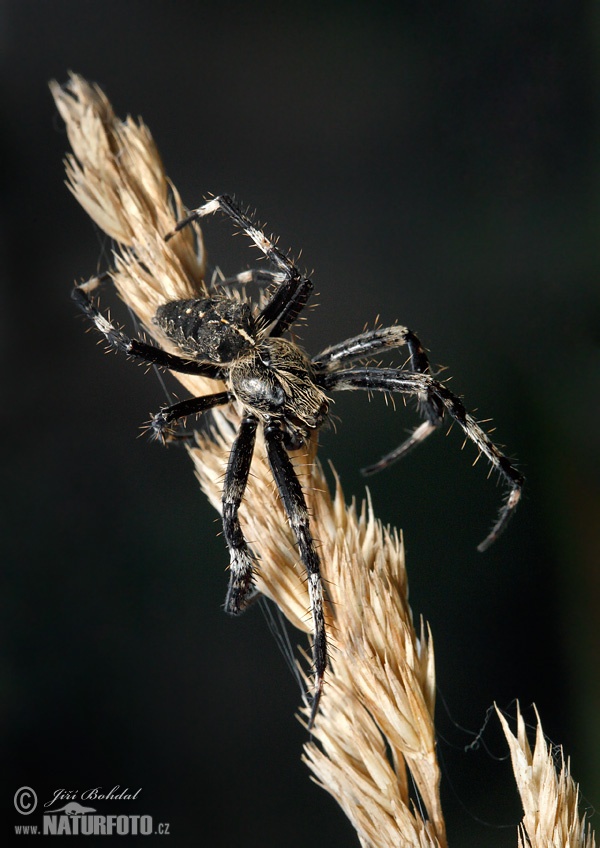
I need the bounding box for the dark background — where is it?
[2,2,599,845]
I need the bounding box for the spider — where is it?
[73,194,523,727]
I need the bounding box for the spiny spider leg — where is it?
[313,325,430,371]
[313,325,445,467]
[214,268,314,334]
[166,195,295,274]
[263,419,327,729]
[260,275,314,339]
[72,280,224,379]
[318,368,523,551]
[222,415,261,615]
[362,421,439,474]
[150,392,231,443]
[215,268,287,288]
[165,195,313,338]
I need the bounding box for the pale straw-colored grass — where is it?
[497,705,597,848]
[51,73,596,848]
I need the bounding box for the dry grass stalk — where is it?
[54,73,597,848]
[497,705,597,848]
[51,72,446,847]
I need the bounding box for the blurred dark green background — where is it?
[2,2,599,845]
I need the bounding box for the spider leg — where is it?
[213,268,306,322]
[313,325,429,370]
[319,368,523,551]
[263,419,327,728]
[216,268,286,288]
[258,276,313,338]
[222,415,261,615]
[165,195,313,338]
[362,421,439,473]
[149,391,231,443]
[313,325,444,469]
[72,280,224,379]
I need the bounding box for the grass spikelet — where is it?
[498,705,597,848]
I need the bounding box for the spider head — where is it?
[153,297,256,364]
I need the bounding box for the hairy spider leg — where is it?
[318,368,523,551]
[217,269,313,339]
[150,392,232,443]
[147,396,266,615]
[216,268,287,288]
[222,415,261,615]
[313,324,445,470]
[165,195,313,338]
[72,281,224,379]
[263,419,327,729]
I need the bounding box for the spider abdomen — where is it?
[154,297,255,363]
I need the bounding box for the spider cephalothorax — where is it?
[73,194,523,727]
[229,338,329,441]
